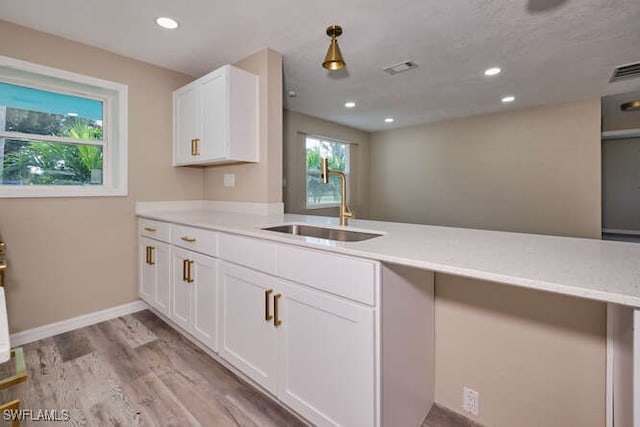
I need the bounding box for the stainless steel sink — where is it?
[261,224,382,242]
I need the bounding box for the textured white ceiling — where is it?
[1,0,639,131]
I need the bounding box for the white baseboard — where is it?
[10,300,149,347]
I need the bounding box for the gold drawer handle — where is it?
[265,289,273,321]
[144,227,157,232]
[181,236,197,243]
[273,293,282,327]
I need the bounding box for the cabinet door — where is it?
[218,262,277,393]
[190,252,218,350]
[139,237,156,304]
[171,247,192,331]
[200,72,227,160]
[152,241,171,316]
[277,281,376,427]
[174,85,200,164]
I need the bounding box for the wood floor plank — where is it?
[21,337,92,426]
[112,314,158,349]
[53,328,95,362]
[85,320,150,384]
[122,372,201,427]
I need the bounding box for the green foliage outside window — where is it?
[305,137,348,206]
[1,108,103,186]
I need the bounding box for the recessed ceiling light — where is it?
[501,95,515,103]
[344,101,356,108]
[156,17,179,30]
[66,112,78,117]
[384,117,394,123]
[484,67,501,76]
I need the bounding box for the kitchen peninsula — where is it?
[136,201,640,427]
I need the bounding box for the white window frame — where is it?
[0,55,128,198]
[304,134,351,210]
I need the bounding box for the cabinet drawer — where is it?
[139,219,170,242]
[276,245,378,305]
[218,233,276,274]
[171,225,218,256]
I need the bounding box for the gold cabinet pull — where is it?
[0,261,5,287]
[182,259,189,282]
[143,227,157,232]
[265,289,273,321]
[145,246,150,264]
[190,138,200,156]
[273,293,282,327]
[147,246,155,265]
[181,236,197,243]
[0,241,5,256]
[187,260,194,283]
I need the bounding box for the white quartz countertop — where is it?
[137,207,640,309]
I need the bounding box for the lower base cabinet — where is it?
[171,247,218,350]
[139,237,171,317]
[218,261,375,426]
[138,219,435,427]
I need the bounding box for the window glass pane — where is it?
[0,138,103,186]
[0,82,103,140]
[305,136,349,207]
[307,173,342,205]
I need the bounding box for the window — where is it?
[305,135,350,209]
[0,56,128,197]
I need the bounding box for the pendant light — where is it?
[322,25,345,70]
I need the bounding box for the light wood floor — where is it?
[0,310,477,426]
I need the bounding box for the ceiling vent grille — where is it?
[383,61,418,75]
[610,62,640,83]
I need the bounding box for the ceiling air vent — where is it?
[610,61,640,83]
[383,61,418,75]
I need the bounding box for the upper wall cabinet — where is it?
[173,65,259,166]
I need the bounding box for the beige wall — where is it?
[202,49,282,203]
[283,109,371,218]
[0,21,203,332]
[369,99,605,426]
[370,99,602,238]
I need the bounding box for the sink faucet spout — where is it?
[321,158,353,226]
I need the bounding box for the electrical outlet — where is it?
[462,386,479,416]
[224,174,235,187]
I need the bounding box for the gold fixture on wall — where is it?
[621,100,640,111]
[322,25,345,70]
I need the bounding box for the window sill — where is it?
[0,185,128,198]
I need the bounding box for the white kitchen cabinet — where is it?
[138,236,171,316]
[218,262,278,393]
[218,261,376,426]
[277,279,376,426]
[171,247,218,350]
[173,64,258,166]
